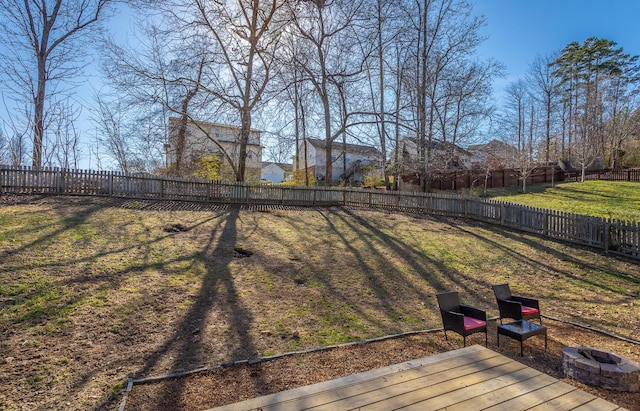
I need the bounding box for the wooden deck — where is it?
[209,345,627,411]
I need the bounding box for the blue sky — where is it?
[473,0,640,99]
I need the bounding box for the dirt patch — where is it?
[164,223,190,233]
[125,319,639,410]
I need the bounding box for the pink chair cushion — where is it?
[521,306,539,316]
[463,316,486,330]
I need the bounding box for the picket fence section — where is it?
[1,166,638,260]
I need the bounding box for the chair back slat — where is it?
[436,291,460,312]
[492,283,512,300]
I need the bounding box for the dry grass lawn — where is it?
[0,195,638,410]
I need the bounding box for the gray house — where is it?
[293,138,382,185]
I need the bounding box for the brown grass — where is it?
[0,195,638,410]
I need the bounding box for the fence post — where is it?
[55,168,61,195]
[500,203,505,226]
[604,219,610,252]
[59,168,65,194]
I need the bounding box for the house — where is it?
[392,137,473,172]
[293,138,382,185]
[467,139,519,170]
[261,162,293,183]
[165,118,262,181]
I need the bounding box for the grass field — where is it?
[0,195,638,410]
[488,180,640,222]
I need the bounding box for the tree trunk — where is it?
[32,56,47,168]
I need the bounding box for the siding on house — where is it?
[166,118,262,181]
[294,138,382,183]
[467,139,519,169]
[261,162,292,183]
[393,137,472,171]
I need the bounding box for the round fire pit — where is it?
[562,347,640,392]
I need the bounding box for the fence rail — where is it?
[1,165,638,261]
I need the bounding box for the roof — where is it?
[168,117,262,134]
[401,137,471,156]
[304,138,381,157]
[262,162,293,172]
[468,139,518,155]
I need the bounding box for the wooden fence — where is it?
[427,166,564,191]
[563,168,640,182]
[1,165,638,261]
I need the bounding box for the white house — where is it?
[293,138,382,184]
[165,118,262,181]
[261,162,292,183]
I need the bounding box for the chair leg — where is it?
[485,332,487,347]
[463,335,466,347]
[443,330,448,342]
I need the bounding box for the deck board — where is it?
[208,345,627,411]
[482,380,576,411]
[440,373,555,411]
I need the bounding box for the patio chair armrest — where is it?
[496,298,523,320]
[440,309,464,330]
[511,296,539,309]
[460,304,486,321]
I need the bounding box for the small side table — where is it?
[497,320,547,356]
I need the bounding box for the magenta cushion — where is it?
[521,306,539,316]
[463,316,486,330]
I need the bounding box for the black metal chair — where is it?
[436,291,487,347]
[492,283,542,324]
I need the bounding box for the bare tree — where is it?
[47,99,82,169]
[527,53,560,164]
[436,59,502,166]
[101,18,217,174]
[182,0,286,182]
[360,0,403,189]
[606,105,639,168]
[1,97,29,166]
[92,94,132,173]
[0,0,117,167]
[603,73,640,168]
[402,0,491,191]
[286,0,369,185]
[502,79,538,192]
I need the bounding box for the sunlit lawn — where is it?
[488,181,640,222]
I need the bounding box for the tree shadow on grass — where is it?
[453,217,639,291]
[308,208,498,331]
[90,205,264,410]
[325,208,498,323]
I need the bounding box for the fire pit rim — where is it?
[562,346,640,392]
